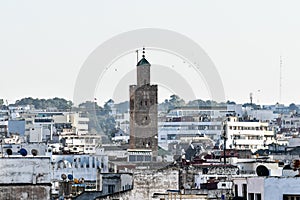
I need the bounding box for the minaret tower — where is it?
[129,48,158,162]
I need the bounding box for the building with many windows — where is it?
[158,105,242,150]
[225,116,275,152]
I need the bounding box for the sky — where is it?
[1,0,300,106]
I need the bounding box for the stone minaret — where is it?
[129,49,158,161]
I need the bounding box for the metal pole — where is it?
[223,121,227,165]
[224,140,226,165]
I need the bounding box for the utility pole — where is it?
[222,120,227,165]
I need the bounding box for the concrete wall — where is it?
[233,177,247,197]
[0,184,51,200]
[264,177,300,200]
[247,177,264,199]
[0,157,51,184]
[1,143,47,156]
[238,162,282,176]
[8,119,25,136]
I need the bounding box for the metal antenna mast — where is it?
[136,49,139,63]
[279,55,283,103]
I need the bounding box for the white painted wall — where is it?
[0,157,51,184]
[247,177,264,199]
[265,177,300,200]
[247,177,300,200]
[233,177,247,197]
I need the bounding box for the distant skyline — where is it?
[1,1,300,106]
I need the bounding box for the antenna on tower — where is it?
[279,55,283,103]
[250,92,253,105]
[136,49,139,63]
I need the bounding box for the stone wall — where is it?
[0,184,51,200]
[130,169,178,199]
[98,168,179,200]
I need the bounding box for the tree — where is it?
[13,97,73,110]
[160,95,185,112]
[78,101,117,140]
[289,103,299,112]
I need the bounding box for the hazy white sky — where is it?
[1,0,300,106]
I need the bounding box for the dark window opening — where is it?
[242,184,247,198]
[108,185,115,194]
[248,193,254,200]
[256,193,261,200]
[234,184,238,197]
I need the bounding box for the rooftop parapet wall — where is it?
[128,169,179,199]
[0,157,51,184]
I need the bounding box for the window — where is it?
[283,195,300,200]
[242,184,247,198]
[108,185,115,194]
[248,193,254,200]
[167,134,176,140]
[234,184,238,197]
[256,193,262,200]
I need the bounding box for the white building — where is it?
[247,177,300,200]
[246,109,278,122]
[114,112,130,134]
[225,116,275,152]
[60,133,102,154]
[69,113,89,135]
[158,105,242,150]
[29,117,53,142]
[50,150,108,193]
[280,114,300,136]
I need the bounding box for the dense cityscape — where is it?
[2,1,300,200]
[1,54,300,200]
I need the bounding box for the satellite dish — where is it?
[79,178,85,183]
[61,174,67,180]
[6,149,12,155]
[290,159,300,170]
[19,148,27,156]
[68,174,73,181]
[31,149,38,156]
[256,165,269,176]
